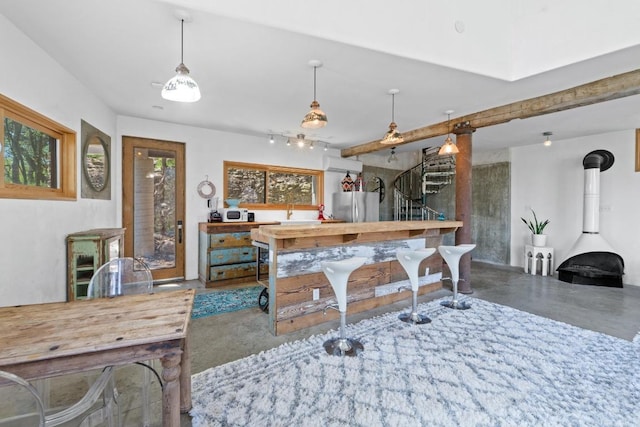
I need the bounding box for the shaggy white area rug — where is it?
[190,297,640,426]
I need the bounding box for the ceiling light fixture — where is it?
[543,131,553,146]
[269,134,275,144]
[381,89,404,145]
[387,147,398,163]
[324,142,329,151]
[301,60,327,129]
[297,133,306,147]
[161,15,201,103]
[438,110,459,155]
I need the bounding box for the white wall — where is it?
[511,130,640,285]
[0,14,117,306]
[117,116,341,282]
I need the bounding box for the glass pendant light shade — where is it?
[162,63,201,102]
[438,135,459,155]
[161,18,201,103]
[301,61,327,129]
[381,122,404,145]
[301,100,327,129]
[381,89,403,144]
[438,110,459,155]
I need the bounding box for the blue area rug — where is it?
[192,286,262,319]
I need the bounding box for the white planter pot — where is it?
[532,234,548,247]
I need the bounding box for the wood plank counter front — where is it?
[251,220,462,335]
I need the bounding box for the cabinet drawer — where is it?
[209,262,259,281]
[208,247,256,266]
[208,232,252,248]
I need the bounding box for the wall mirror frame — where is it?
[80,119,111,199]
[224,161,323,210]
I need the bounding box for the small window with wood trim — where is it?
[0,94,76,200]
[224,161,323,210]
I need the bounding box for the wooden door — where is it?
[122,136,185,281]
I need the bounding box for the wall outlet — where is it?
[312,288,320,300]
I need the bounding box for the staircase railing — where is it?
[393,188,440,220]
[391,146,455,221]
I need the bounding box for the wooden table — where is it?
[0,289,195,427]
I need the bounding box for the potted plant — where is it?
[521,209,549,247]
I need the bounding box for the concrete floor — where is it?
[22,262,638,426]
[178,261,640,426]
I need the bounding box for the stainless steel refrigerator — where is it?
[332,192,379,222]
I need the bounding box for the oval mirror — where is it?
[83,135,109,192]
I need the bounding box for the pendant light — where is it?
[161,17,201,103]
[381,89,404,145]
[387,147,398,163]
[543,131,553,146]
[301,60,327,129]
[438,110,459,155]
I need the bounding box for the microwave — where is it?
[222,208,248,222]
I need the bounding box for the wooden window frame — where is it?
[224,161,324,210]
[0,93,76,200]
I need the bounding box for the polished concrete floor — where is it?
[177,261,640,426]
[23,262,638,426]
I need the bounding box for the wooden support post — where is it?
[453,122,475,294]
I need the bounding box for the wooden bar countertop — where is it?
[251,220,462,249]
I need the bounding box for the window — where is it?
[0,93,76,200]
[224,161,323,210]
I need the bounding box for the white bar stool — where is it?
[438,244,476,310]
[396,248,437,324]
[321,256,367,356]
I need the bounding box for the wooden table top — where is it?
[0,289,194,367]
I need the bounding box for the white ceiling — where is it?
[2,0,640,156]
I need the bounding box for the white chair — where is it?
[438,244,476,310]
[86,257,157,426]
[321,257,367,356]
[396,247,437,324]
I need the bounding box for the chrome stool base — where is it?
[440,300,472,310]
[398,312,432,324]
[323,337,364,357]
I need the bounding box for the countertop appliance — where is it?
[222,208,249,222]
[332,192,379,223]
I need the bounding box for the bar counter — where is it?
[251,220,462,335]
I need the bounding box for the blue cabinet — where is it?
[198,223,270,287]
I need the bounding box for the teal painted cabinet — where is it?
[66,228,125,300]
[198,222,271,287]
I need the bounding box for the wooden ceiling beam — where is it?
[340,68,640,158]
